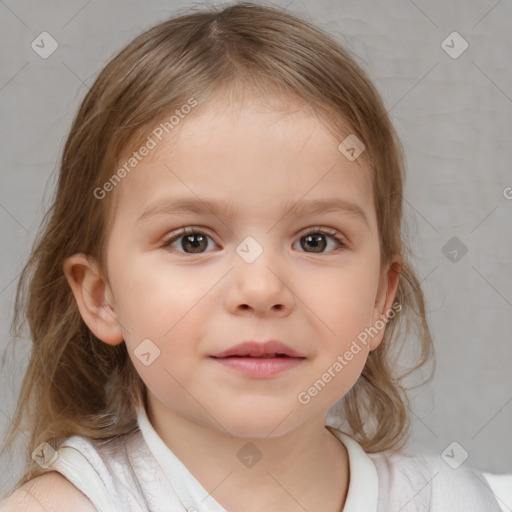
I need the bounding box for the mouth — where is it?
[210,355,304,378]
[209,341,306,378]
[211,353,298,359]
[210,340,306,359]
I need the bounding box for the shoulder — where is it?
[368,446,502,511]
[0,471,97,512]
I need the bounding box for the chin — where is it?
[215,410,301,439]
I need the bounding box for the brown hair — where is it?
[1,0,434,493]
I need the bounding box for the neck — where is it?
[145,393,350,512]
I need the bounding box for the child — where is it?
[0,2,503,511]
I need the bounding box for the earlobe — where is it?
[62,253,124,345]
[369,256,402,351]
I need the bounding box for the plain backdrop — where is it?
[1,0,511,497]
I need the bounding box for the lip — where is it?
[209,340,306,378]
[210,340,305,358]
[211,356,304,378]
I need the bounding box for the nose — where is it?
[225,253,295,317]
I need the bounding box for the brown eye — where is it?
[180,232,209,253]
[300,233,328,253]
[162,228,216,254]
[295,228,345,254]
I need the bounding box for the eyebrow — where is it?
[137,195,369,227]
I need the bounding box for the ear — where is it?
[369,254,402,351]
[63,253,124,345]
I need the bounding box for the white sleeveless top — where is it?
[45,403,502,512]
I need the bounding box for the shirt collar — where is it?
[136,404,378,512]
[326,425,379,512]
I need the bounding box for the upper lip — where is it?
[210,340,306,358]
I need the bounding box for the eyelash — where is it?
[160,226,347,254]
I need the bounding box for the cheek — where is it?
[304,263,379,338]
[109,259,210,379]
[301,262,380,400]
[113,257,207,331]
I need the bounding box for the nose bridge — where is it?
[235,233,281,286]
[228,233,294,313]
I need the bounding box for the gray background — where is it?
[1,0,511,497]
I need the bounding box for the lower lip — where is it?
[210,356,305,378]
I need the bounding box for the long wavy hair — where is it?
[1,0,434,493]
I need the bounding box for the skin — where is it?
[64,91,401,512]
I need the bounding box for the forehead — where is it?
[109,94,375,229]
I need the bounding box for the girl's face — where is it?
[94,94,399,437]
